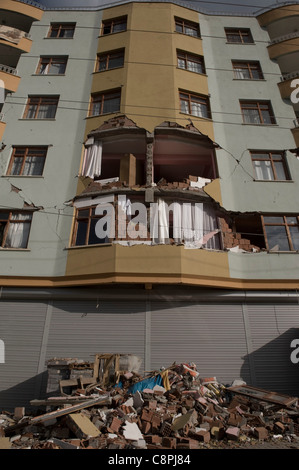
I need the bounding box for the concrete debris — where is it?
[1,357,299,449]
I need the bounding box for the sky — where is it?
[33,0,298,15]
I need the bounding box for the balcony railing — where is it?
[0,64,18,75]
[281,70,299,81]
[294,118,299,127]
[270,31,299,45]
[0,113,5,122]
[15,0,44,8]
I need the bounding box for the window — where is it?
[89,90,121,116]
[48,23,75,38]
[175,18,200,37]
[177,51,205,74]
[262,216,299,251]
[240,101,276,125]
[96,50,124,72]
[251,151,290,181]
[225,28,254,44]
[23,96,59,119]
[101,17,127,35]
[180,91,211,119]
[7,146,47,176]
[37,57,68,75]
[72,207,110,246]
[232,61,263,80]
[0,211,32,249]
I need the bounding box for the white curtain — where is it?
[5,213,31,248]
[151,200,220,248]
[81,141,102,178]
[254,160,273,180]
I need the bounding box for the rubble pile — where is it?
[1,356,299,450]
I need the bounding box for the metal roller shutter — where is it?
[150,301,250,385]
[246,304,299,395]
[45,300,146,372]
[0,300,48,409]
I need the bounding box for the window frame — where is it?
[47,23,76,39]
[72,206,111,246]
[36,56,68,75]
[225,28,254,44]
[23,95,59,120]
[7,146,48,176]
[232,60,264,80]
[240,100,276,125]
[179,90,211,119]
[96,49,125,73]
[0,210,32,249]
[262,215,299,252]
[177,50,206,74]
[175,17,201,38]
[100,16,127,36]
[89,89,121,117]
[251,150,290,181]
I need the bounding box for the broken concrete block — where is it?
[171,410,197,432]
[133,391,144,410]
[211,426,225,440]
[226,426,240,440]
[0,437,11,449]
[13,407,25,421]
[123,422,143,441]
[254,427,268,440]
[66,413,101,439]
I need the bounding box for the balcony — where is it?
[2,0,43,22]
[268,32,299,60]
[257,4,299,28]
[0,113,6,140]
[291,118,299,146]
[0,64,20,93]
[278,70,299,100]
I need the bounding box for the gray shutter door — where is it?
[46,300,146,372]
[246,304,299,395]
[150,302,250,386]
[0,300,48,409]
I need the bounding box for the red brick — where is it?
[141,409,153,422]
[141,421,152,434]
[162,437,177,449]
[254,427,268,440]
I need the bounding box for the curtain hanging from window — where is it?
[152,199,220,248]
[81,140,102,178]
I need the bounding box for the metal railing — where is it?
[0,64,18,76]
[0,113,4,122]
[15,0,44,8]
[281,70,299,81]
[294,118,299,127]
[270,31,299,45]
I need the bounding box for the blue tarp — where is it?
[128,374,163,394]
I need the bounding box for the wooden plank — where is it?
[228,384,298,407]
[30,395,111,424]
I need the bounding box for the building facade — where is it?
[0,0,299,409]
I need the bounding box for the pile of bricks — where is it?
[1,362,299,450]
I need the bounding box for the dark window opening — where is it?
[262,215,299,252]
[225,28,254,44]
[7,146,47,176]
[101,17,127,35]
[48,23,75,38]
[251,151,290,181]
[0,211,32,248]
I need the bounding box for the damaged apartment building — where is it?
[0,0,299,410]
